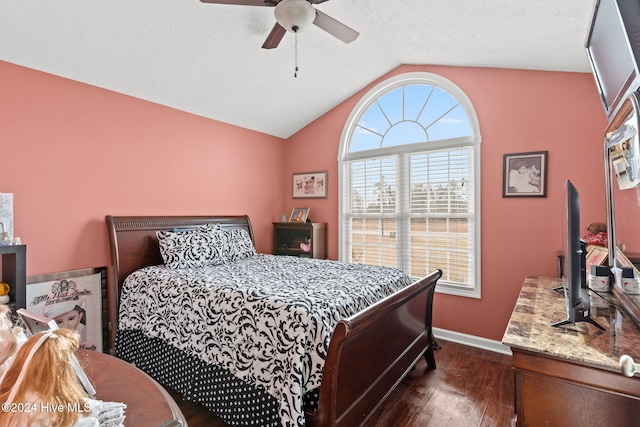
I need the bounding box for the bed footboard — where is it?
[306,269,442,427]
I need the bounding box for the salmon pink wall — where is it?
[1,60,285,277]
[284,64,609,341]
[2,59,611,343]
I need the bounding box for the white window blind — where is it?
[339,72,481,297]
[346,156,399,268]
[407,148,474,289]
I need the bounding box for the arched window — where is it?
[339,72,482,297]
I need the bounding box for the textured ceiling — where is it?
[0,0,596,138]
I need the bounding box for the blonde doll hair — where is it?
[0,328,90,427]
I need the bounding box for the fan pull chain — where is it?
[293,25,299,78]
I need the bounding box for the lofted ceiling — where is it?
[0,0,596,138]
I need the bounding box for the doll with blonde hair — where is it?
[0,328,91,427]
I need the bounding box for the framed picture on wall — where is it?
[502,151,548,197]
[25,267,107,353]
[293,171,327,198]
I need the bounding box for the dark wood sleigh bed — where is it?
[105,214,441,427]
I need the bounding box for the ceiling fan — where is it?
[199,0,359,49]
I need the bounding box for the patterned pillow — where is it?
[223,228,257,262]
[197,223,222,233]
[156,224,226,269]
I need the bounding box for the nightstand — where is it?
[273,222,326,259]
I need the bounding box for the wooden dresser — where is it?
[503,276,640,427]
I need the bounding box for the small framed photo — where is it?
[289,207,310,222]
[503,151,548,197]
[293,171,327,199]
[586,245,609,271]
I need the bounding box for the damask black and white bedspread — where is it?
[115,254,412,427]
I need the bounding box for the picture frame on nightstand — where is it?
[289,207,310,222]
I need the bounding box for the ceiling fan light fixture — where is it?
[274,0,315,33]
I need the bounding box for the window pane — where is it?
[351,126,383,152]
[408,147,474,285]
[348,156,398,269]
[377,88,403,124]
[409,218,472,286]
[404,84,433,121]
[350,157,397,214]
[350,217,397,267]
[350,81,472,154]
[417,87,459,129]
[426,104,473,141]
[359,103,390,135]
[410,148,473,214]
[383,121,427,147]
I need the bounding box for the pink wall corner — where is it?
[284,64,609,341]
[1,60,285,278]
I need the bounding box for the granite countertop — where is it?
[502,276,640,373]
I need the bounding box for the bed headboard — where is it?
[104,215,254,352]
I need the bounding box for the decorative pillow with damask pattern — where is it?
[223,228,257,262]
[156,224,226,269]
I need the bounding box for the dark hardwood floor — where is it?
[168,339,517,427]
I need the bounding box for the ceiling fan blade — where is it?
[313,9,359,44]
[262,23,287,49]
[199,0,277,6]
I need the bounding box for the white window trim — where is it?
[338,72,482,298]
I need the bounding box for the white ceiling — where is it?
[0,0,596,138]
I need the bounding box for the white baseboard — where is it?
[433,327,513,356]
